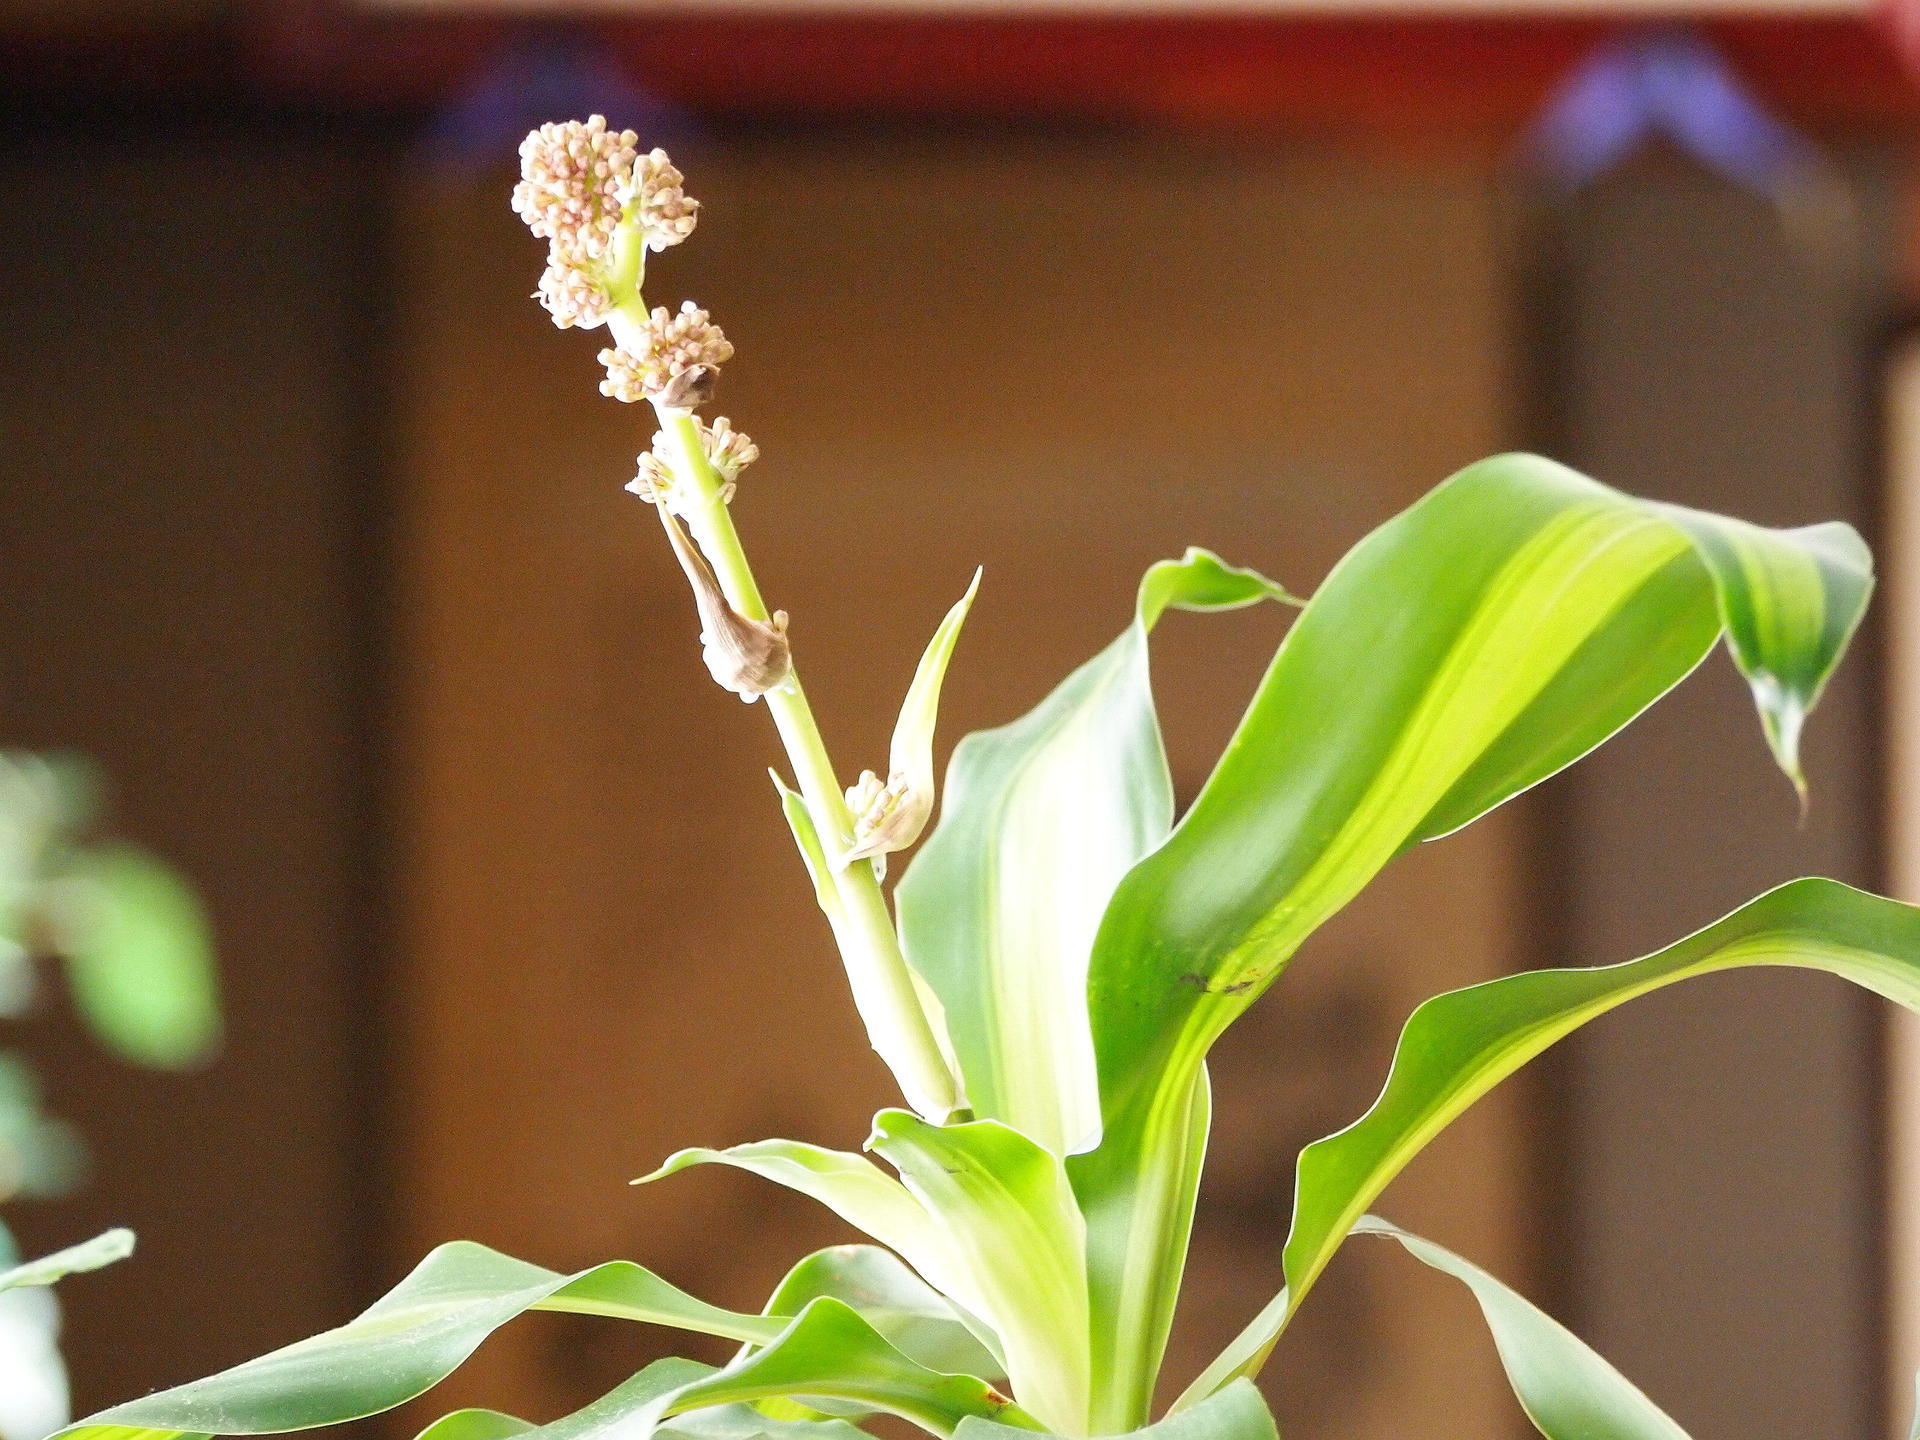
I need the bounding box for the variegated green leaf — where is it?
[897,549,1292,1158]
[958,1378,1275,1440]
[638,1300,1034,1439]
[58,1242,783,1440]
[844,569,982,867]
[867,1113,1090,1433]
[1186,878,1920,1401]
[412,1359,872,1440]
[764,1245,1000,1381]
[1073,454,1871,1425]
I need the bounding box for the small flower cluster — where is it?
[511,118,699,330]
[598,303,733,408]
[627,417,759,512]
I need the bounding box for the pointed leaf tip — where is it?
[844,569,984,867]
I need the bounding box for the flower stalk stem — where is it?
[615,309,961,1120]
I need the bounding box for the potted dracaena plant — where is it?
[54,121,1920,1440]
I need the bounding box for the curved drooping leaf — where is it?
[636,1299,1035,1439]
[1183,878,1920,1401]
[640,1136,1008,1373]
[0,1229,134,1293]
[868,1112,1090,1434]
[415,1411,536,1440]
[957,1378,1275,1440]
[57,1241,784,1440]
[59,843,220,1070]
[1072,454,1870,1422]
[1354,1219,1689,1440]
[897,549,1293,1157]
[413,1359,872,1440]
[765,1245,1000,1380]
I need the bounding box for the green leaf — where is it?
[58,1241,785,1440]
[1072,455,1870,1424]
[636,1301,1035,1440]
[1353,1219,1689,1440]
[844,569,982,866]
[1184,877,1920,1402]
[413,1412,535,1440]
[867,1113,1090,1434]
[765,1245,1000,1381]
[1283,879,1920,1326]
[59,844,220,1070]
[957,1378,1275,1440]
[412,1359,871,1440]
[0,1229,134,1293]
[639,1137,1005,1370]
[897,548,1292,1158]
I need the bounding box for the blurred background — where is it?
[2,2,1919,1435]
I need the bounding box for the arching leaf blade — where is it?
[764,1245,1000,1381]
[1355,1218,1690,1440]
[868,1113,1089,1434]
[57,1242,784,1439]
[1279,879,1920,1324]
[896,549,1291,1157]
[1073,456,1870,1423]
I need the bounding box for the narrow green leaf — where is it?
[1354,1219,1689,1440]
[60,844,219,1070]
[772,773,843,918]
[957,1378,1275,1440]
[867,1113,1090,1434]
[638,1300,1036,1439]
[765,1245,1000,1381]
[638,1136,1000,1372]
[58,1242,784,1440]
[413,1411,535,1440]
[0,1229,134,1293]
[897,549,1291,1158]
[413,1359,871,1440]
[844,569,982,866]
[1277,879,1920,1331]
[1073,455,1871,1422]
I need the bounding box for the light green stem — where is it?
[610,304,961,1120]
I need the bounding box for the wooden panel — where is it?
[0,139,375,1409]
[1544,157,1890,1439]
[393,132,1530,1434]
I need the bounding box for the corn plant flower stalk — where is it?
[52,124,1920,1440]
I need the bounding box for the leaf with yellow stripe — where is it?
[1070,453,1872,1425]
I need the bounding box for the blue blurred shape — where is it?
[1525,29,1820,195]
[425,32,695,169]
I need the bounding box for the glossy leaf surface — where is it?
[764,1245,1000,1380]
[868,1112,1090,1433]
[58,1242,783,1440]
[1072,455,1870,1423]
[1187,878,1920,1400]
[897,549,1291,1156]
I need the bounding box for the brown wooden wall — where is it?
[0,130,383,1409]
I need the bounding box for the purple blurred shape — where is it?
[1525,29,1821,194]
[424,32,695,169]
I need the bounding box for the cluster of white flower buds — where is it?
[511,118,700,331]
[516,124,768,699]
[627,417,759,513]
[598,303,734,409]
